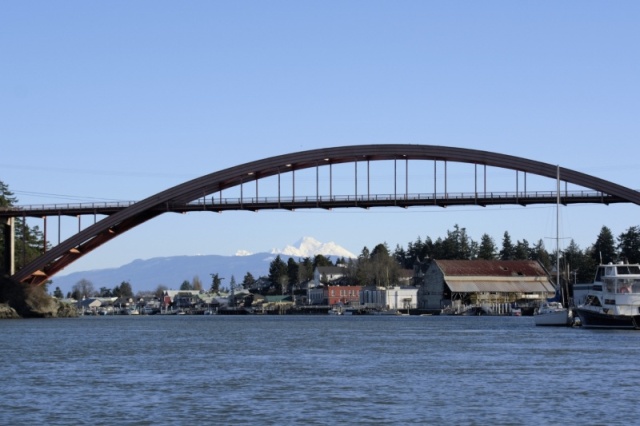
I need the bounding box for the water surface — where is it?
[1,315,638,425]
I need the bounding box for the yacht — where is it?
[575,262,640,329]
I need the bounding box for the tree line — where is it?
[262,223,640,292]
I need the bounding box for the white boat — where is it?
[534,301,572,326]
[371,309,408,316]
[328,307,343,315]
[575,262,640,330]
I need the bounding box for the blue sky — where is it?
[1,1,639,276]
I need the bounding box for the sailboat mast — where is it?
[556,165,563,305]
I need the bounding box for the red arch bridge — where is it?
[2,144,640,285]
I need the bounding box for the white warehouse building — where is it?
[360,286,418,310]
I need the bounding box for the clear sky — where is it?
[1,1,639,275]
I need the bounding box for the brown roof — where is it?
[445,279,556,293]
[434,260,549,277]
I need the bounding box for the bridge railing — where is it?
[189,189,609,206]
[0,189,613,216]
[0,201,137,213]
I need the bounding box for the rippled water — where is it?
[1,315,639,425]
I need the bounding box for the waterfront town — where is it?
[71,259,561,317]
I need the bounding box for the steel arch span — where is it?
[11,144,640,285]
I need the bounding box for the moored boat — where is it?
[533,165,572,328]
[534,301,572,326]
[575,262,640,330]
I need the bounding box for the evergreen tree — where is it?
[242,272,256,289]
[618,226,640,264]
[118,281,134,298]
[268,255,288,294]
[393,244,408,268]
[477,234,497,260]
[592,226,617,264]
[432,237,446,259]
[579,247,599,283]
[440,229,458,259]
[499,231,515,260]
[229,275,237,291]
[370,243,399,287]
[287,257,299,292]
[0,181,16,208]
[299,257,314,282]
[53,286,64,299]
[358,246,370,261]
[180,280,192,291]
[514,239,530,260]
[405,239,418,266]
[419,237,434,263]
[312,254,333,269]
[210,273,223,293]
[355,246,371,284]
[531,239,552,271]
[561,239,594,284]
[457,226,476,259]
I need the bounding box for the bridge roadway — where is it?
[0,190,625,218]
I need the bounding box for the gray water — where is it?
[1,315,639,425]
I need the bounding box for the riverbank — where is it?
[0,274,78,319]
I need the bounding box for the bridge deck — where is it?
[0,190,622,218]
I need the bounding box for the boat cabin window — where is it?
[595,267,605,282]
[604,278,615,293]
[617,265,640,275]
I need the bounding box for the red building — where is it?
[326,285,362,306]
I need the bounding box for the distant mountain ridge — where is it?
[52,237,355,295]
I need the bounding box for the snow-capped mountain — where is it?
[271,236,356,259]
[52,237,356,295]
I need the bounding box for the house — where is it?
[136,296,162,314]
[173,292,202,309]
[360,286,418,310]
[313,266,347,287]
[248,277,272,292]
[77,297,102,314]
[163,290,202,308]
[419,259,556,312]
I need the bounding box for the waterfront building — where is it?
[308,286,325,305]
[418,260,556,313]
[327,285,362,306]
[360,286,418,310]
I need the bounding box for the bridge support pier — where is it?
[3,217,15,276]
